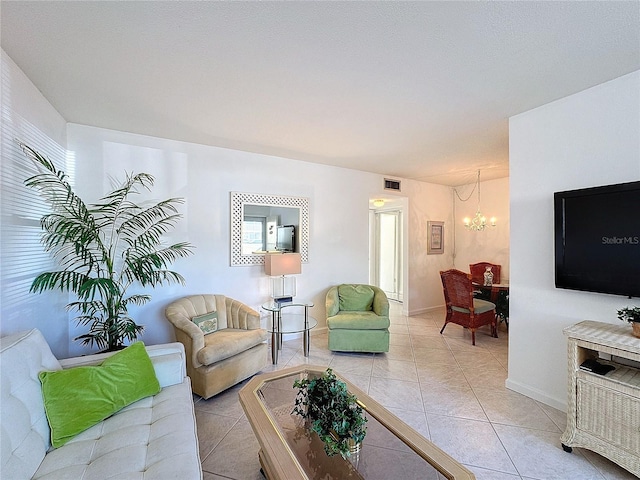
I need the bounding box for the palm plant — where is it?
[19,142,193,351]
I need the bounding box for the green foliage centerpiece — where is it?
[19,142,193,352]
[292,368,367,458]
[618,306,640,338]
[617,306,640,323]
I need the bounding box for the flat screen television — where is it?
[276,225,295,252]
[554,181,640,298]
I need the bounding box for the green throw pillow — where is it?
[39,341,161,448]
[338,284,375,311]
[192,311,219,334]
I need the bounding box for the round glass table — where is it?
[261,301,316,364]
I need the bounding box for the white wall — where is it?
[0,50,70,358]
[403,180,456,315]
[0,48,496,359]
[508,70,640,410]
[454,177,510,280]
[61,124,454,355]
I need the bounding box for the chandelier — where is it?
[463,170,496,231]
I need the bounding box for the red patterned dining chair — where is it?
[440,269,498,345]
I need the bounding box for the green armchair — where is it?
[326,284,390,353]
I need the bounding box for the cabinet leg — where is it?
[561,443,573,453]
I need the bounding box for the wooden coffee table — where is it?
[239,365,476,479]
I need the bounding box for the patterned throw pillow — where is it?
[192,311,219,335]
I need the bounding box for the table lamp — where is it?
[264,252,301,304]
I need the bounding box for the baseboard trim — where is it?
[407,304,445,317]
[505,377,566,412]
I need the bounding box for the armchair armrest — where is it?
[326,286,339,317]
[59,342,187,388]
[371,286,390,316]
[225,296,261,330]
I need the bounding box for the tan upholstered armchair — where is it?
[165,294,268,399]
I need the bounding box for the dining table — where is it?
[474,282,509,327]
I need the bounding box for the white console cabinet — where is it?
[561,320,640,477]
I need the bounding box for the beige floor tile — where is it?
[467,465,523,479]
[384,342,416,362]
[427,414,518,474]
[195,410,239,460]
[463,365,508,391]
[493,423,605,480]
[388,332,412,346]
[201,419,263,479]
[453,349,501,368]
[408,323,444,336]
[389,315,408,325]
[536,401,567,432]
[580,449,639,480]
[389,323,410,334]
[407,314,437,325]
[337,371,371,393]
[414,345,457,365]
[285,349,333,368]
[473,387,561,432]
[416,362,469,387]
[368,376,424,412]
[411,334,451,350]
[194,384,245,419]
[372,356,418,382]
[329,352,374,376]
[203,472,235,480]
[421,382,488,422]
[193,300,631,479]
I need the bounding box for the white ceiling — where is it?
[2,1,639,186]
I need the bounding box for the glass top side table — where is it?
[261,301,316,364]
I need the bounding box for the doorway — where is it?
[371,209,403,302]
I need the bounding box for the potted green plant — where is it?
[617,306,640,338]
[19,142,193,352]
[292,368,367,458]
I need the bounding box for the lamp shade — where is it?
[264,253,301,276]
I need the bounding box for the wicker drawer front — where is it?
[577,379,640,455]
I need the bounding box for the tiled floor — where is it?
[194,303,636,480]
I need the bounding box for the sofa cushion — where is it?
[338,284,375,311]
[327,311,390,330]
[452,298,496,315]
[1,329,62,479]
[39,342,161,448]
[33,379,201,480]
[197,328,268,366]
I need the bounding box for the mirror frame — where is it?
[231,192,310,266]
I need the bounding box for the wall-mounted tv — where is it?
[276,225,295,252]
[554,181,640,298]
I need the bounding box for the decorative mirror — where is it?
[231,192,309,266]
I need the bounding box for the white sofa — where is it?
[0,328,202,479]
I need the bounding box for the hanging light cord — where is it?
[453,170,479,202]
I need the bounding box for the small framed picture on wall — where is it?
[427,221,444,255]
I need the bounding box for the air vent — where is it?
[384,178,401,191]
